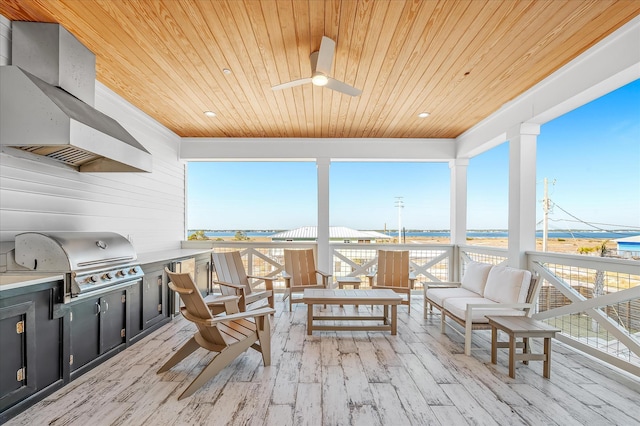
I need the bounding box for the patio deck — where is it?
[7,297,640,426]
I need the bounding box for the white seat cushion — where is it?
[426,287,481,308]
[460,262,493,295]
[444,297,526,323]
[482,265,532,304]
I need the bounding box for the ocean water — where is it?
[194,230,639,239]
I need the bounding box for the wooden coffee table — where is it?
[302,289,402,335]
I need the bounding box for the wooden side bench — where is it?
[486,315,560,379]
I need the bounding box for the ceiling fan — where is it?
[271,36,362,97]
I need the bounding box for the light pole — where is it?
[395,197,404,243]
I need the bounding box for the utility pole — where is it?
[542,178,550,252]
[395,197,404,244]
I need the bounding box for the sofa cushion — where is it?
[482,266,532,304]
[460,262,493,295]
[444,297,527,323]
[426,287,481,308]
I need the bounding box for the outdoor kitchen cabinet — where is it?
[0,279,64,421]
[69,288,127,375]
[130,262,170,341]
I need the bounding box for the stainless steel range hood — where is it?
[0,22,152,172]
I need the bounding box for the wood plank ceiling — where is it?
[1,1,639,139]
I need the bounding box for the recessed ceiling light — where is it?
[223,68,232,75]
[418,112,430,118]
[204,111,216,117]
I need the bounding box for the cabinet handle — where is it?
[104,301,109,313]
[96,301,101,315]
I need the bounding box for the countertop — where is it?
[136,248,213,266]
[0,273,64,292]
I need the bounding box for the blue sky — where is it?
[188,79,640,231]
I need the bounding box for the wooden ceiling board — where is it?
[1,0,638,139]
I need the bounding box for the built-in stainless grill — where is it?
[9,231,143,299]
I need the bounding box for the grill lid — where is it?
[14,231,136,272]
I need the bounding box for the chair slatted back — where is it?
[376,250,410,288]
[284,249,318,286]
[212,251,253,296]
[166,268,225,344]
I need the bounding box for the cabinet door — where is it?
[0,301,35,409]
[127,282,143,338]
[142,269,165,329]
[69,297,100,372]
[33,288,62,393]
[100,291,126,353]
[0,284,63,415]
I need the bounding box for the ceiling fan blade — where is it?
[325,78,362,97]
[315,36,335,75]
[271,77,312,91]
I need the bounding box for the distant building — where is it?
[615,235,640,257]
[270,226,391,243]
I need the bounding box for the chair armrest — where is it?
[168,282,193,295]
[409,273,416,289]
[205,295,240,314]
[315,270,332,288]
[203,294,240,305]
[367,274,375,286]
[281,271,292,288]
[213,280,245,291]
[247,275,275,291]
[181,306,275,326]
[211,307,276,324]
[464,303,534,323]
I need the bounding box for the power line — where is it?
[550,202,640,232]
[548,218,640,230]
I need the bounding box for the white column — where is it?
[316,157,331,273]
[507,123,540,268]
[449,158,469,246]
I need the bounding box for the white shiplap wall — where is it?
[0,16,186,254]
[0,16,10,65]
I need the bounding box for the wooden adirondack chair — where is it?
[211,251,275,311]
[159,268,274,400]
[367,250,416,313]
[282,249,331,310]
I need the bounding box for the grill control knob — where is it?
[129,266,139,275]
[117,269,128,277]
[103,272,114,280]
[86,275,99,283]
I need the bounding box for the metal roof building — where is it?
[271,226,390,242]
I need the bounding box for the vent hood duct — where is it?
[0,22,152,172]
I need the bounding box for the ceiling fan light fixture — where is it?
[311,73,329,86]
